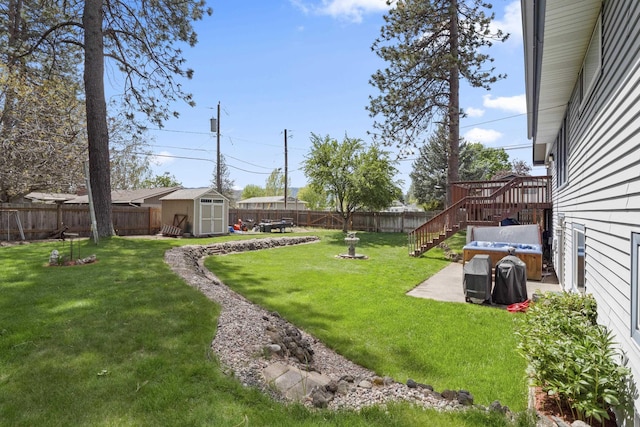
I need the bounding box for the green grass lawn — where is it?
[0,233,530,426]
[205,231,528,410]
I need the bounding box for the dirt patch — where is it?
[534,387,617,427]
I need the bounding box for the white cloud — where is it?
[483,94,526,114]
[290,0,311,14]
[463,128,503,145]
[465,107,485,118]
[150,151,175,166]
[291,0,390,23]
[492,1,522,43]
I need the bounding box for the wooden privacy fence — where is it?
[0,203,438,241]
[0,203,162,241]
[229,208,438,233]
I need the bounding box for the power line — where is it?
[149,128,210,135]
[149,145,284,170]
[132,151,276,175]
[151,144,212,153]
[461,103,567,129]
[461,112,527,129]
[148,127,308,151]
[224,154,274,170]
[396,143,532,162]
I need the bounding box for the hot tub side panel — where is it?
[462,247,542,281]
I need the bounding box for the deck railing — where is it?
[408,176,551,256]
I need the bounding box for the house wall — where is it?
[139,194,167,207]
[549,0,640,415]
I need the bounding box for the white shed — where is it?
[159,188,229,236]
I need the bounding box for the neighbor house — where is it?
[65,187,182,207]
[25,187,182,207]
[522,0,640,420]
[383,200,423,213]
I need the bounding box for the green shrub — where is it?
[516,292,636,425]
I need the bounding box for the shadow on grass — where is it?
[0,238,234,424]
[204,256,344,333]
[0,235,523,425]
[324,231,409,249]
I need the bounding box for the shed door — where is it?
[199,198,224,235]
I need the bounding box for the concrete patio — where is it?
[407,261,562,304]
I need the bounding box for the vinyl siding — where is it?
[549,0,640,413]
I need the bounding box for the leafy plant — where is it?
[516,292,636,425]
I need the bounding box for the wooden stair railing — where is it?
[408,177,550,256]
[408,197,469,257]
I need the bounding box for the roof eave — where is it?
[522,0,602,164]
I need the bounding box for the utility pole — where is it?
[209,103,222,193]
[216,102,221,193]
[284,129,288,209]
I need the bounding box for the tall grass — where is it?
[0,234,527,426]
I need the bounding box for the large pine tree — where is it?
[3,0,212,236]
[368,0,507,206]
[0,0,86,202]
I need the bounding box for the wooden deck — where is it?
[409,176,552,256]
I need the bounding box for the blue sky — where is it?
[136,0,540,192]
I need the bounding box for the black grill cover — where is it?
[463,255,492,303]
[492,255,528,305]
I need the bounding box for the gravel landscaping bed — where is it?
[163,236,507,414]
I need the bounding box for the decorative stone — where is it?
[325,380,339,393]
[311,389,332,408]
[457,390,473,406]
[336,381,350,395]
[441,389,457,400]
[49,249,59,265]
[264,344,282,355]
[75,254,97,265]
[263,313,315,364]
[489,400,506,413]
[550,416,571,427]
[358,380,372,389]
[165,238,517,417]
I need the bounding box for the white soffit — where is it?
[534,0,601,158]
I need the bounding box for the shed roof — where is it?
[67,187,182,204]
[25,192,78,203]
[159,187,227,201]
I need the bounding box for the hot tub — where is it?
[462,241,543,280]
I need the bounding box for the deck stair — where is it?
[408,176,551,256]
